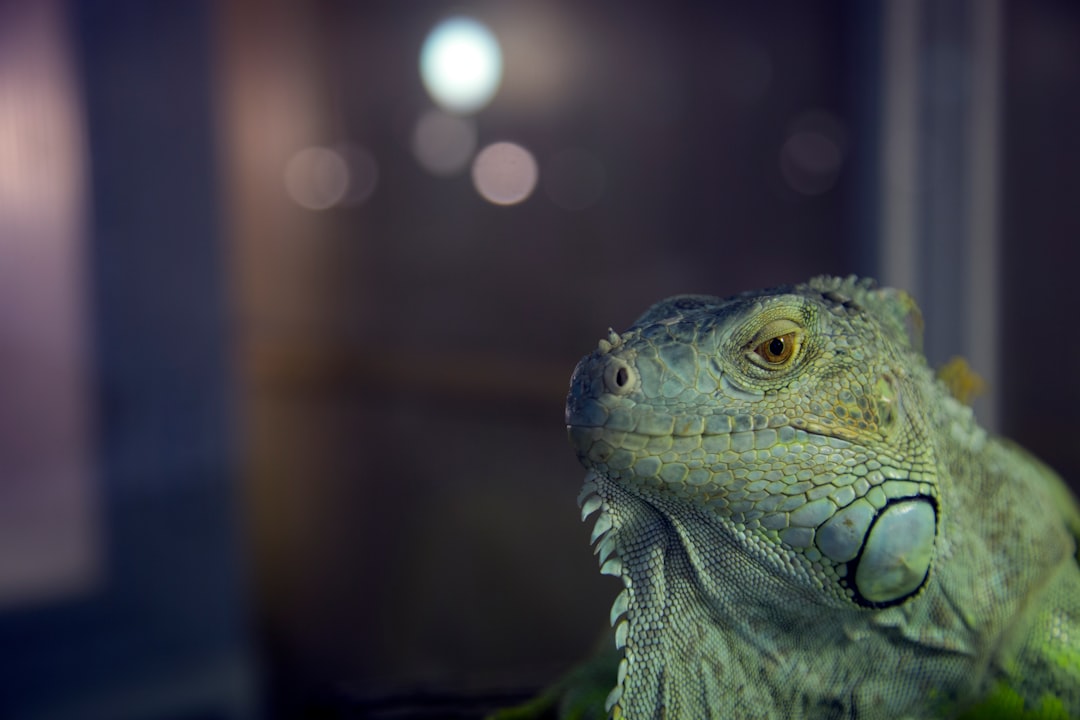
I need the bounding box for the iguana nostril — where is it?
[604,358,636,395]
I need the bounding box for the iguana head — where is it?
[566,276,946,714]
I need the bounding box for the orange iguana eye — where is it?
[755,332,797,364]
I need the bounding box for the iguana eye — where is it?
[754,332,797,364]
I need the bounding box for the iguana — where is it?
[554,276,1080,719]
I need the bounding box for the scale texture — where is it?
[565,276,1080,719]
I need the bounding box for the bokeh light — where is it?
[283,145,379,210]
[779,110,847,196]
[284,147,349,210]
[420,17,502,115]
[412,110,478,176]
[471,142,538,206]
[544,148,606,210]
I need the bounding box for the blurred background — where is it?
[1,0,1077,717]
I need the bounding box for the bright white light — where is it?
[420,17,502,115]
[412,110,478,176]
[472,142,538,206]
[284,147,349,210]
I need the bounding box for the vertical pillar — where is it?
[0,1,257,716]
[876,0,1002,429]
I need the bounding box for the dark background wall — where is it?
[0,1,1076,718]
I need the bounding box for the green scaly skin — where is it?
[562,276,1080,719]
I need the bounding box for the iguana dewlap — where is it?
[566,276,1080,719]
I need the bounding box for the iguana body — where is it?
[563,276,1080,719]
